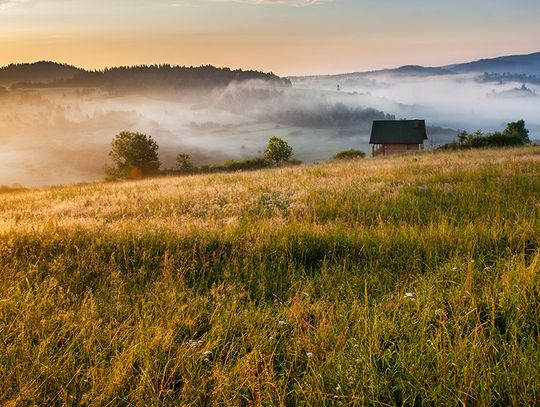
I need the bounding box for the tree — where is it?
[503,120,530,144]
[264,137,293,166]
[176,153,196,173]
[105,131,160,180]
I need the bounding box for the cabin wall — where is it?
[373,144,421,156]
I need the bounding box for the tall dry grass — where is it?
[0,147,539,405]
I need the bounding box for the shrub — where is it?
[440,120,531,150]
[332,149,366,160]
[221,157,269,172]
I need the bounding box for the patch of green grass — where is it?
[0,147,539,405]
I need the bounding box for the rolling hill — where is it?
[290,50,540,80]
[0,61,83,86]
[446,51,540,75]
[0,61,291,89]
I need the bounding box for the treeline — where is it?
[8,63,291,90]
[439,120,531,150]
[216,85,395,129]
[105,131,367,181]
[478,72,540,85]
[270,103,395,129]
[164,156,302,176]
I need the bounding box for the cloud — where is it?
[209,0,330,5]
[0,0,27,9]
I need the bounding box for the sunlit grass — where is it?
[0,147,539,405]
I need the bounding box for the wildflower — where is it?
[307,352,314,359]
[188,339,203,349]
[203,350,213,358]
[278,320,286,326]
[403,292,416,301]
[335,384,342,391]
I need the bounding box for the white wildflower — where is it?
[403,292,416,301]
[307,352,314,359]
[278,320,286,326]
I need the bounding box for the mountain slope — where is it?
[446,51,540,75]
[290,51,540,80]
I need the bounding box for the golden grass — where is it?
[0,146,539,405]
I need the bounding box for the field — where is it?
[0,147,539,405]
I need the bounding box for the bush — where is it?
[332,149,366,160]
[221,157,269,172]
[440,120,531,150]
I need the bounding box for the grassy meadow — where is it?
[0,147,539,405]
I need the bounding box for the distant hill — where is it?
[0,61,83,86]
[290,51,540,80]
[446,52,540,75]
[0,61,291,90]
[372,65,455,77]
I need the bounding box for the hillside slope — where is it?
[446,51,540,75]
[0,61,83,86]
[0,147,539,405]
[0,61,291,89]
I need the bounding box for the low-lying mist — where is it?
[1,72,538,187]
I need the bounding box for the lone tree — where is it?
[176,153,196,173]
[105,131,161,180]
[264,136,293,166]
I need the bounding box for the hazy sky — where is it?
[1,0,539,75]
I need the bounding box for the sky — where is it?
[1,0,539,75]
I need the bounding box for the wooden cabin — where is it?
[370,120,428,156]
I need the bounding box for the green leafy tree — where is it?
[105,131,160,180]
[503,120,530,144]
[264,136,293,166]
[176,153,196,173]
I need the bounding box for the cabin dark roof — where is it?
[369,120,428,144]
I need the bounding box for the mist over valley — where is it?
[1,52,539,187]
